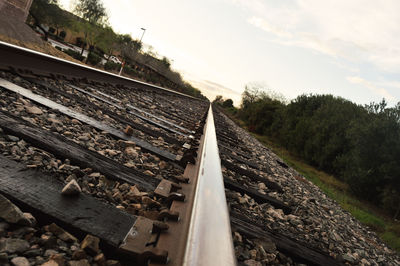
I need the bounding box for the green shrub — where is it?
[104,61,120,71]
[64,49,84,61]
[123,65,137,76]
[76,37,84,47]
[87,53,101,66]
[381,231,400,251]
[233,87,400,216]
[388,224,400,235]
[59,31,66,39]
[222,99,234,108]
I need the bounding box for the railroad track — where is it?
[0,41,235,266]
[0,41,398,266]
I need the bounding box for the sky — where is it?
[59,0,400,106]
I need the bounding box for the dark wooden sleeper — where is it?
[230,211,342,266]
[221,159,283,193]
[224,178,291,214]
[0,111,159,191]
[0,155,168,263]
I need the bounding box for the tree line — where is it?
[215,86,400,219]
[28,0,204,98]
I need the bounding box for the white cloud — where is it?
[331,61,360,73]
[347,76,396,102]
[231,0,400,73]
[248,17,292,38]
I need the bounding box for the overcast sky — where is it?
[59,0,400,106]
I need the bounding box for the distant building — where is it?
[0,0,33,21]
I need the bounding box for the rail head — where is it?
[183,105,236,266]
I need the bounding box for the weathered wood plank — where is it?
[220,148,272,173]
[127,107,191,138]
[224,178,291,214]
[126,104,194,134]
[0,78,177,162]
[30,78,186,146]
[0,155,135,247]
[225,153,260,169]
[230,211,341,266]
[127,89,199,126]
[221,159,283,193]
[219,144,252,160]
[0,111,158,191]
[216,134,253,154]
[68,83,192,138]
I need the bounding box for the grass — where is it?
[247,129,400,253]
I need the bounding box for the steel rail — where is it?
[183,105,236,266]
[0,41,202,101]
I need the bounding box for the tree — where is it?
[30,0,70,40]
[213,95,223,104]
[241,84,262,108]
[222,99,234,108]
[161,57,171,69]
[97,26,118,61]
[46,4,71,36]
[117,34,142,60]
[74,0,108,25]
[72,0,109,59]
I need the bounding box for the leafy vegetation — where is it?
[86,52,101,65]
[30,0,71,40]
[216,85,400,219]
[73,0,107,25]
[64,49,85,61]
[104,61,120,71]
[258,133,400,251]
[215,84,400,220]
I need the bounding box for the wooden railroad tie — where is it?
[0,155,169,264]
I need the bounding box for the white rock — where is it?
[11,256,30,266]
[61,179,81,196]
[25,105,43,115]
[0,194,32,226]
[257,182,266,190]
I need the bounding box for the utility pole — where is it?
[140,28,146,43]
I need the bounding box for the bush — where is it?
[75,37,86,48]
[123,65,137,76]
[104,61,120,71]
[234,87,400,216]
[59,31,66,39]
[222,99,234,108]
[64,49,84,61]
[86,53,101,66]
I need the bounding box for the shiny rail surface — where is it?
[183,105,236,266]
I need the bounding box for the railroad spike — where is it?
[158,210,180,221]
[165,192,185,203]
